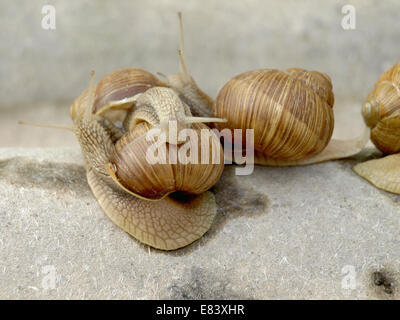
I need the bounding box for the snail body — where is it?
[212,69,369,166]
[69,68,224,250]
[64,13,228,250]
[354,62,400,194]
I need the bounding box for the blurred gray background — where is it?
[1,0,399,147]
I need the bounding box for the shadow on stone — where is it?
[0,156,269,255]
[164,266,249,299]
[0,156,90,198]
[163,165,269,255]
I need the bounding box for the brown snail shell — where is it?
[70,68,166,128]
[212,68,369,166]
[354,62,400,195]
[361,62,400,154]
[213,68,335,161]
[108,121,224,200]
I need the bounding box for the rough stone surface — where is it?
[0,148,399,299]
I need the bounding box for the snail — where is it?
[20,13,226,250]
[211,68,370,166]
[353,62,400,194]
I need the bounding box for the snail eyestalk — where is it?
[18,120,74,132]
[84,70,96,118]
[177,12,190,81]
[184,116,227,124]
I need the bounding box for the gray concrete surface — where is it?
[0,148,399,299]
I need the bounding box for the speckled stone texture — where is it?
[0,148,399,299]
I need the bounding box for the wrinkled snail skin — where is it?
[354,62,400,195]
[212,68,369,166]
[353,154,400,195]
[87,169,217,251]
[167,72,215,119]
